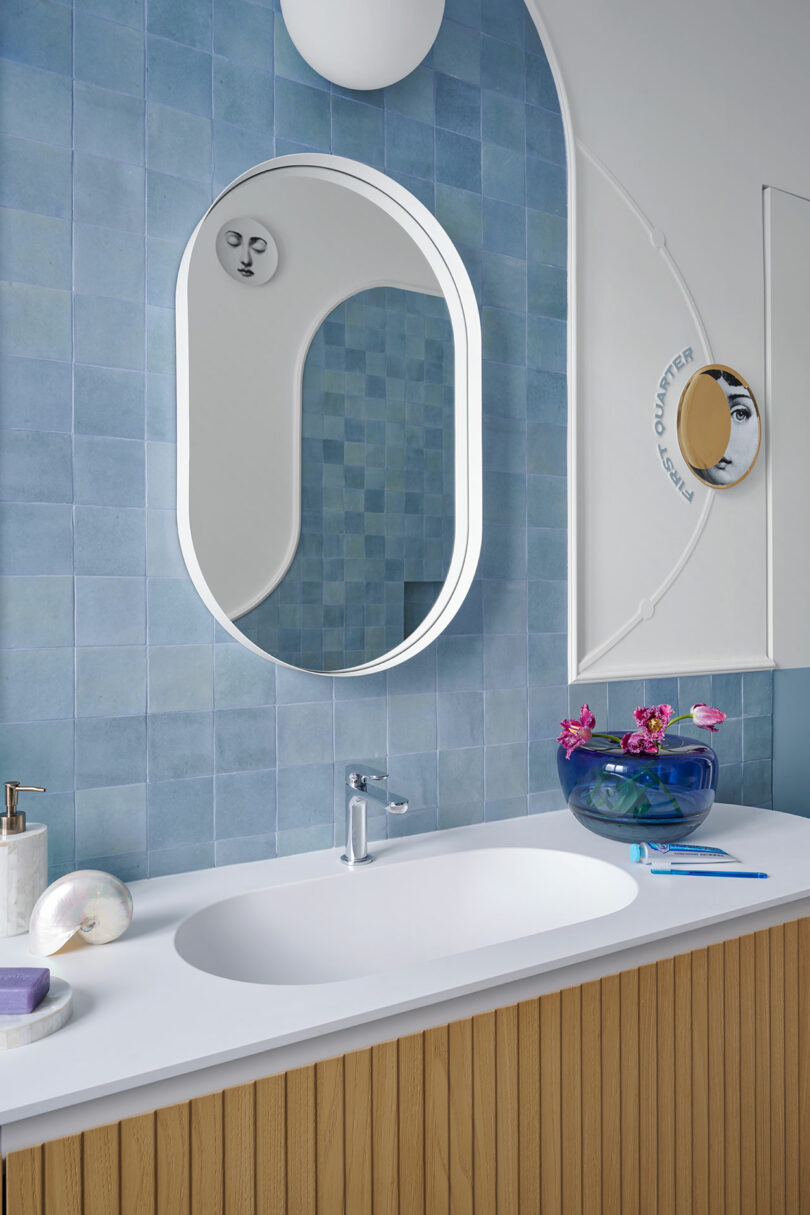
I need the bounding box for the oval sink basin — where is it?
[175,848,638,985]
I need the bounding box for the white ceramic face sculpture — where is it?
[215,217,279,285]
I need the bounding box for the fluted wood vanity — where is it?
[5,912,809,1214]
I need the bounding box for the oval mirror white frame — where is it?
[176,154,482,677]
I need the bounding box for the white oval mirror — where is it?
[177,154,481,675]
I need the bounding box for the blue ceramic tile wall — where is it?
[0,0,773,882]
[238,286,454,671]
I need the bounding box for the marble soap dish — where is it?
[0,977,72,1051]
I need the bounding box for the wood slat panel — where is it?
[44,1134,82,1215]
[398,1033,425,1215]
[783,919,800,1214]
[638,963,657,1215]
[83,1123,120,1215]
[316,1056,345,1215]
[560,987,582,1215]
[580,980,601,1215]
[447,1018,473,1215]
[372,1040,399,1215]
[255,1074,286,1215]
[120,1112,155,1215]
[156,1104,189,1215]
[5,1145,43,1215]
[540,989,562,1215]
[425,1025,450,1215]
[724,937,742,1215]
[755,928,771,1213]
[286,1066,316,1214]
[656,957,675,1215]
[472,1010,496,1214]
[518,998,541,1213]
[800,918,810,1215]
[620,969,639,1215]
[674,952,692,1215]
[769,924,786,1215]
[600,975,620,1215]
[707,943,725,1215]
[495,1005,519,1215]
[190,1091,223,1215]
[344,1049,372,1215]
[690,948,709,1215]
[739,933,757,1215]
[224,1083,255,1215]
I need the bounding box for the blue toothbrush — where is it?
[650,867,768,879]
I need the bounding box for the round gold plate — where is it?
[676,364,761,489]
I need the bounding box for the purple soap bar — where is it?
[0,968,50,1014]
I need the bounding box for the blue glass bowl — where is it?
[557,734,718,844]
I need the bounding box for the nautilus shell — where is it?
[28,870,133,956]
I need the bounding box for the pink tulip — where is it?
[621,730,659,755]
[558,704,596,759]
[632,704,673,743]
[690,703,727,731]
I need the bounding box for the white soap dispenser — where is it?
[0,780,47,939]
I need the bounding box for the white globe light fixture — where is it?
[280,0,445,91]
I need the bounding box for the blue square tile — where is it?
[483,197,525,258]
[332,96,384,165]
[529,737,557,792]
[0,0,73,76]
[527,368,566,425]
[75,506,145,575]
[527,579,566,633]
[606,679,645,728]
[74,296,145,372]
[277,700,333,766]
[147,372,176,441]
[74,153,145,232]
[527,474,565,529]
[743,715,771,762]
[148,710,213,780]
[527,315,565,374]
[0,430,72,503]
[213,57,274,130]
[743,670,773,717]
[0,135,72,218]
[212,121,273,192]
[0,647,73,722]
[146,102,212,181]
[527,210,566,270]
[482,360,526,421]
[74,365,145,440]
[215,768,276,838]
[0,719,74,790]
[77,0,143,29]
[214,835,275,866]
[148,0,212,50]
[438,634,482,692]
[0,575,73,648]
[384,65,434,124]
[528,683,567,741]
[76,715,147,788]
[480,37,524,99]
[146,508,185,576]
[277,822,333,856]
[334,672,387,700]
[0,209,71,290]
[528,632,566,687]
[482,306,525,365]
[75,11,144,97]
[567,682,608,723]
[435,183,482,247]
[485,795,527,823]
[436,128,481,192]
[445,0,481,26]
[713,716,742,765]
[215,706,275,772]
[213,0,274,69]
[334,697,387,759]
[526,157,565,217]
[35,791,75,862]
[277,762,332,830]
[481,90,524,152]
[435,74,480,139]
[274,665,331,704]
[76,646,146,717]
[76,576,146,645]
[527,421,565,476]
[74,435,145,508]
[482,581,526,635]
[483,142,525,206]
[387,750,437,811]
[0,503,73,573]
[147,578,213,645]
[388,692,436,754]
[0,356,72,433]
[485,688,528,745]
[76,782,147,857]
[214,643,276,708]
[483,633,527,689]
[711,672,742,718]
[274,77,330,147]
[527,528,566,580]
[386,647,436,696]
[146,305,175,376]
[432,20,481,84]
[526,51,560,113]
[148,644,214,712]
[151,841,214,874]
[147,35,212,116]
[742,759,771,808]
[437,690,483,749]
[482,0,524,44]
[482,251,526,313]
[386,113,434,180]
[438,746,484,805]
[485,742,527,799]
[526,104,565,165]
[716,763,743,806]
[0,282,71,361]
[145,441,174,509]
[0,60,72,146]
[528,262,566,321]
[643,677,679,710]
[146,169,211,241]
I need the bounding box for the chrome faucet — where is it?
[341,766,408,866]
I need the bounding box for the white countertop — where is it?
[1,803,810,1127]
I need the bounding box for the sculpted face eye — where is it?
[249,237,267,255]
[225,231,242,248]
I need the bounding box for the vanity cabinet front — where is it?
[5,915,809,1213]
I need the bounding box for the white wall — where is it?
[528,0,810,679]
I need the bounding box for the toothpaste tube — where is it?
[629,841,738,865]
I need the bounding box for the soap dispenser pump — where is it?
[1,781,47,939]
